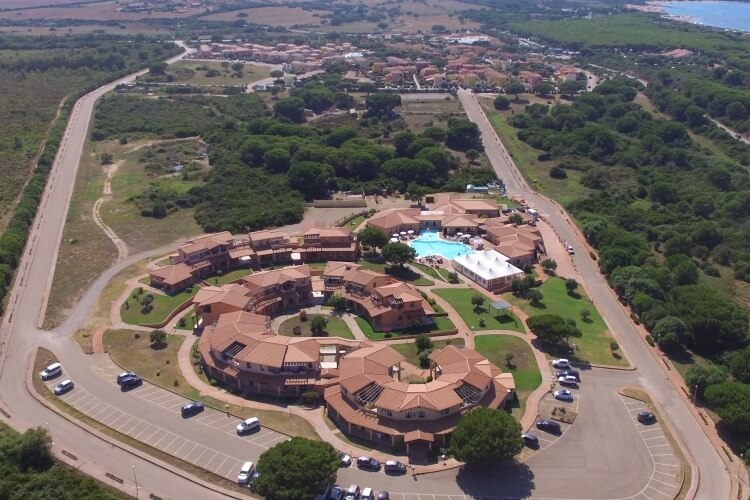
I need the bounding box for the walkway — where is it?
[269,306,368,341]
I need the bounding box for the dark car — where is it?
[356,456,381,471]
[181,401,205,417]
[555,369,580,380]
[338,453,352,467]
[637,411,657,424]
[54,379,74,396]
[119,374,143,391]
[384,460,406,475]
[116,372,137,385]
[521,432,539,448]
[377,492,390,500]
[536,419,561,434]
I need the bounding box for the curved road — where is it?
[458,88,731,500]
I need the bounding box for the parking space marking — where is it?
[99,408,121,425]
[133,424,155,440]
[213,455,230,474]
[152,432,174,449]
[158,395,185,407]
[174,441,196,459]
[645,485,672,497]
[205,452,226,471]
[112,415,133,430]
[91,404,114,420]
[191,448,209,465]
[164,436,187,454]
[643,434,666,440]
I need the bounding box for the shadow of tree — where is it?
[455,461,535,498]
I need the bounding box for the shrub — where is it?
[610,342,619,351]
[384,332,392,338]
[210,378,218,386]
[133,332,140,339]
[418,349,432,368]
[549,165,567,179]
[173,380,179,387]
[646,335,655,346]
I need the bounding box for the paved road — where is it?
[458,88,731,500]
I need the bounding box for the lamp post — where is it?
[132,465,139,499]
[693,384,698,406]
[739,453,744,485]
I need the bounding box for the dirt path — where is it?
[92,161,128,261]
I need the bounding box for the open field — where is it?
[200,6,328,25]
[354,315,456,341]
[140,60,271,87]
[401,97,464,133]
[359,258,434,286]
[504,277,627,366]
[433,288,525,333]
[121,286,198,326]
[474,334,542,417]
[0,1,198,21]
[277,314,355,339]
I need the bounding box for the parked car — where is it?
[344,484,360,500]
[119,374,143,390]
[567,245,575,255]
[339,453,352,467]
[536,419,561,434]
[360,488,374,500]
[327,485,344,500]
[356,456,381,471]
[553,389,574,401]
[40,362,62,381]
[558,375,578,386]
[236,417,260,434]
[552,358,570,369]
[377,492,390,500]
[181,401,205,417]
[384,460,406,475]
[637,411,657,424]
[521,432,539,448]
[116,371,136,385]
[237,461,254,485]
[555,369,580,380]
[53,379,74,396]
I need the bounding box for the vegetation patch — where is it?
[120,286,198,326]
[474,334,543,417]
[433,288,524,333]
[354,315,455,341]
[391,338,464,367]
[277,313,355,339]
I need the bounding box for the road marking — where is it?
[91,405,114,420]
[174,441,195,459]
[152,432,174,448]
[645,485,672,497]
[213,455,230,474]
[113,415,134,431]
[164,436,186,454]
[191,448,209,465]
[133,424,155,440]
[648,444,671,449]
[643,435,666,441]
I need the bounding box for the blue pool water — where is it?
[409,229,475,260]
[659,1,750,32]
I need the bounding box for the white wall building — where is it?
[452,249,524,291]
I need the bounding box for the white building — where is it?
[452,249,524,292]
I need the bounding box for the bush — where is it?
[302,390,319,406]
[133,332,140,339]
[646,335,655,346]
[418,349,432,368]
[210,378,218,386]
[549,165,567,179]
[610,341,619,351]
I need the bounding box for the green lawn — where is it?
[391,338,465,367]
[474,334,542,417]
[121,286,198,326]
[347,214,368,231]
[277,314,355,340]
[354,316,456,341]
[433,288,524,333]
[174,313,195,331]
[205,268,252,286]
[359,259,434,286]
[411,262,455,283]
[503,277,627,366]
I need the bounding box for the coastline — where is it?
[626,2,699,26]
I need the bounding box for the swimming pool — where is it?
[409,229,475,260]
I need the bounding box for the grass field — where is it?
[433,288,525,333]
[200,6,327,25]
[354,315,456,341]
[141,61,271,87]
[204,268,252,286]
[474,334,542,417]
[120,286,198,326]
[411,262,452,282]
[504,277,627,366]
[278,314,355,339]
[391,338,465,367]
[346,214,368,231]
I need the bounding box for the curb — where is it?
[25,348,247,500]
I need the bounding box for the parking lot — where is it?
[42,362,289,483]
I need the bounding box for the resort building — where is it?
[148,227,358,294]
[196,307,515,453]
[193,265,313,325]
[482,224,543,267]
[322,262,436,332]
[451,249,525,292]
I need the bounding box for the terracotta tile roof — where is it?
[441,214,481,228]
[323,261,362,277]
[193,284,252,310]
[241,265,310,289]
[248,229,287,244]
[303,227,352,238]
[449,199,498,212]
[149,263,193,285]
[180,231,235,255]
[366,208,420,230]
[343,268,383,287]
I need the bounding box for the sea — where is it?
[657,1,750,32]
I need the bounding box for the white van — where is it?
[40,362,62,381]
[236,417,260,434]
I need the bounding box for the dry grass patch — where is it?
[200,6,328,25]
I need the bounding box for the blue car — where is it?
[181,401,205,417]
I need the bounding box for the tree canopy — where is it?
[254,437,339,500]
[358,226,389,249]
[450,408,523,466]
[381,242,416,266]
[526,314,582,344]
